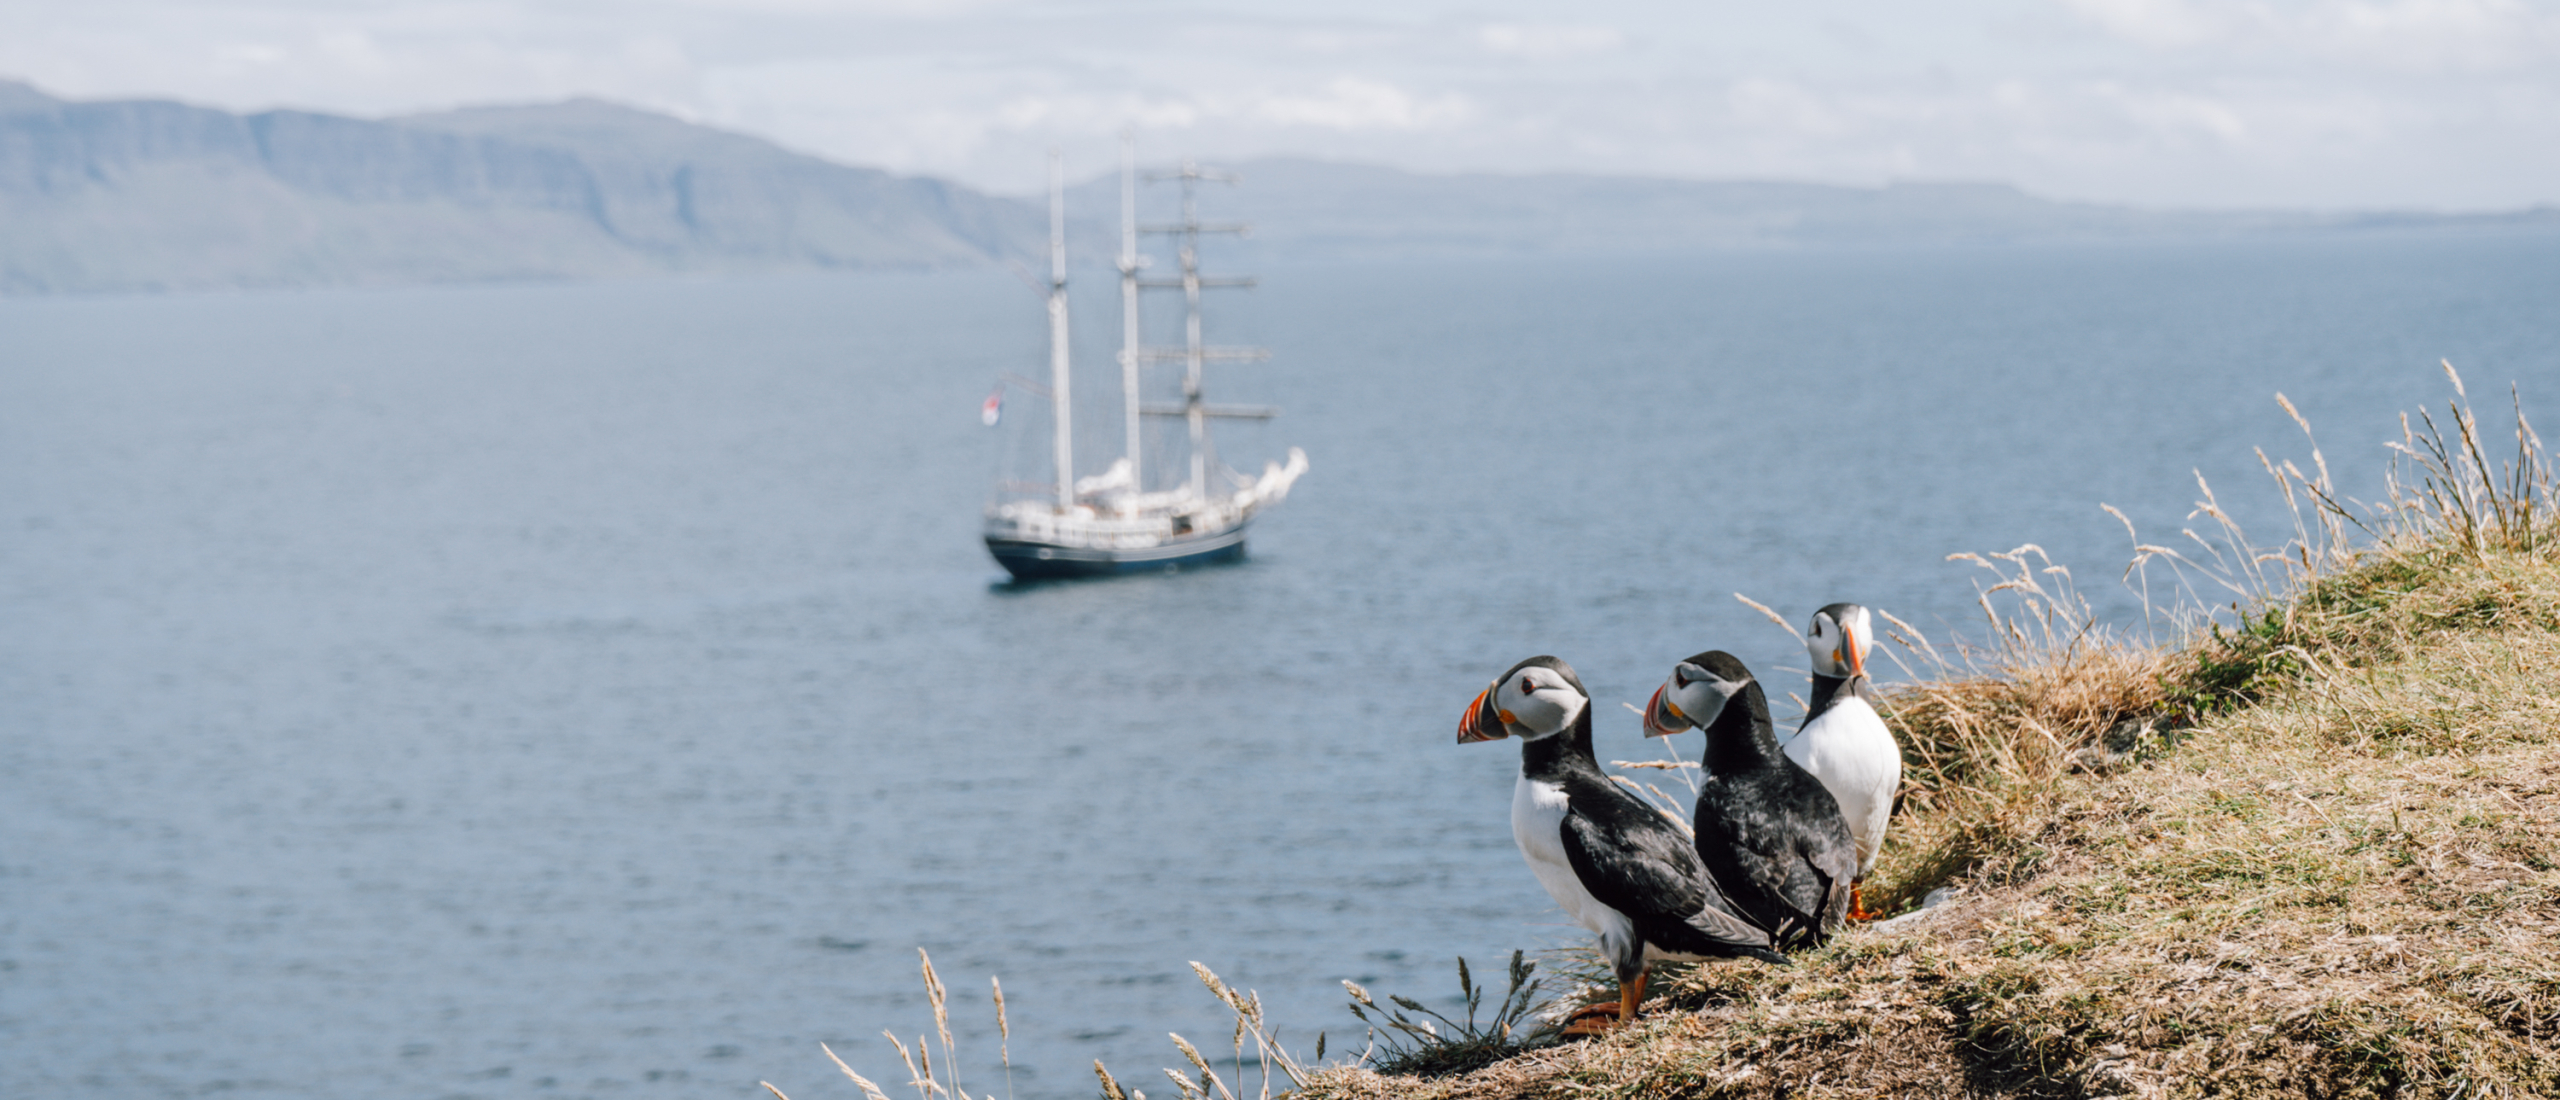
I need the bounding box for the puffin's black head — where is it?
[1806,603,1873,680]
[1641,650,1755,738]
[1457,655,1590,744]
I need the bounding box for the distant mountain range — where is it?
[4,79,2553,294]
[1109,161,2558,260]
[0,80,1042,293]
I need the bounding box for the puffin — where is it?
[1459,655,1785,1032]
[1641,650,1855,949]
[1783,603,1903,920]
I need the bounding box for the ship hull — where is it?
[985,522,1250,581]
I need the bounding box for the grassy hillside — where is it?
[1274,375,2560,1099]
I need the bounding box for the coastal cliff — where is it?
[0,81,1042,293]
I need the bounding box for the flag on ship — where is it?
[981,386,1003,426]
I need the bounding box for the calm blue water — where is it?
[4,232,2556,1100]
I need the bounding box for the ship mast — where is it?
[1135,159,1273,501]
[1117,133,1142,498]
[1047,151,1074,511]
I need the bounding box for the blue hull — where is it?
[985,524,1249,581]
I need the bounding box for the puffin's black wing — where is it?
[1693,770,1855,948]
[1556,774,1775,958]
[1806,789,1859,931]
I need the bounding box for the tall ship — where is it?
[982,142,1308,581]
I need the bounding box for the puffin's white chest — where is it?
[1784,696,1902,873]
[1511,772,1634,952]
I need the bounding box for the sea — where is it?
[4,230,2556,1100]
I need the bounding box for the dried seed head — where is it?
[1093,1061,1128,1100]
[1170,1033,1209,1073]
[1189,962,1243,1011]
[920,950,953,1054]
[826,1047,897,1100]
[885,1032,927,1100]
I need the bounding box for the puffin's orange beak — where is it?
[1844,624,1865,678]
[1457,686,1506,743]
[1642,683,1688,738]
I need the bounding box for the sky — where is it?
[6,0,2558,211]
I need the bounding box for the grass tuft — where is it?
[1340,953,1555,1078]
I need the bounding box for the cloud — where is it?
[2056,0,2560,71]
[693,62,1473,194]
[2,1,2554,210]
[2058,0,2240,47]
[992,93,1201,132]
[0,4,708,117]
[2091,82,2253,144]
[1249,77,1469,130]
[642,0,1009,13]
[1475,23,1625,60]
[208,41,290,76]
[2312,0,2560,70]
[1726,78,1848,136]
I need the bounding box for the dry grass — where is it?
[1288,373,2560,1099]
[1865,548,2183,917]
[779,950,1317,1100]
[1861,364,2557,921]
[765,949,1002,1100]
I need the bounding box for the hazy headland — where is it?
[6,77,2554,295]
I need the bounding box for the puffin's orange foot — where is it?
[1559,999,1625,1037]
[1562,969,1650,1037]
[1846,880,1875,922]
[1564,1000,1620,1022]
